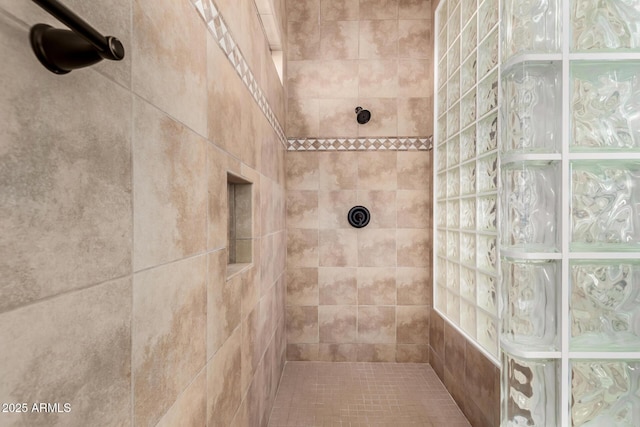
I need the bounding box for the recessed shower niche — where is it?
[227,173,252,276]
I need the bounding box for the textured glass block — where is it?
[478,195,498,231]
[436,283,447,312]
[460,126,477,162]
[448,69,461,108]
[572,0,640,51]
[477,153,498,193]
[461,16,477,61]
[501,161,561,251]
[448,38,461,75]
[461,266,476,301]
[502,0,561,61]
[438,57,447,89]
[571,161,640,250]
[478,70,499,117]
[461,298,477,338]
[438,86,448,117]
[461,90,476,129]
[571,261,640,350]
[478,0,499,41]
[477,308,498,356]
[447,231,459,259]
[448,4,461,49]
[437,144,447,172]
[447,291,461,324]
[437,229,447,257]
[436,172,447,199]
[448,0,460,16]
[502,259,559,349]
[437,256,447,286]
[448,102,460,135]
[447,260,460,292]
[436,3,447,38]
[478,28,499,80]
[447,136,460,167]
[460,232,476,265]
[461,53,477,96]
[437,201,447,227]
[571,361,640,427]
[502,62,562,153]
[478,272,497,315]
[447,199,460,228]
[571,62,640,151]
[460,163,476,196]
[477,234,497,271]
[447,168,460,198]
[460,198,476,230]
[438,114,447,143]
[478,112,498,154]
[503,355,558,427]
[461,7,475,29]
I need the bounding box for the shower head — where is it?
[355,106,371,124]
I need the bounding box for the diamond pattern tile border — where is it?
[287,137,434,151]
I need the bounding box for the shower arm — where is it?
[29,0,125,74]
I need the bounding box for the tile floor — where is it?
[267,362,471,427]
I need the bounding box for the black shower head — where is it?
[355,106,371,124]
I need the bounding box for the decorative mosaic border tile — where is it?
[190,0,287,147]
[287,137,434,151]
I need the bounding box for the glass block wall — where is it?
[434,0,500,362]
[499,0,640,426]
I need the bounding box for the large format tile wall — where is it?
[285,150,432,362]
[0,0,287,426]
[286,0,434,138]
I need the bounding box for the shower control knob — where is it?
[348,206,370,228]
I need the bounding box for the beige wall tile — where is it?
[359,59,399,98]
[397,228,431,267]
[207,327,242,427]
[356,343,396,362]
[359,20,398,59]
[287,229,319,268]
[319,305,357,342]
[319,343,358,361]
[319,191,358,229]
[319,98,360,137]
[133,0,207,135]
[359,0,399,20]
[358,151,398,190]
[287,0,320,21]
[357,268,396,305]
[396,344,429,362]
[157,370,206,427]
[358,306,396,343]
[397,189,430,228]
[288,60,359,99]
[321,0,360,21]
[319,152,359,190]
[241,307,260,394]
[399,0,432,19]
[357,97,399,136]
[319,267,358,305]
[208,250,241,358]
[0,278,131,427]
[287,268,319,306]
[397,267,431,305]
[287,190,319,229]
[398,59,433,98]
[358,229,397,267]
[398,97,433,135]
[321,21,360,59]
[133,256,206,427]
[286,344,320,361]
[319,229,358,267]
[286,306,319,343]
[357,190,397,228]
[133,99,207,271]
[287,98,320,137]
[208,145,230,250]
[287,152,319,190]
[397,151,432,190]
[288,21,321,60]
[397,305,430,343]
[398,20,432,58]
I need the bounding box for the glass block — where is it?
[478,112,498,154]
[477,272,497,315]
[461,90,476,129]
[437,113,447,142]
[438,57,447,89]
[437,201,447,227]
[448,0,460,16]
[478,28,499,80]
[502,258,559,349]
[448,101,460,135]
[461,266,476,301]
[461,298,477,338]
[461,16,477,61]
[437,230,447,257]
[460,232,476,265]
[571,261,640,351]
[502,0,561,61]
[448,38,461,75]
[478,195,498,231]
[436,3,447,38]
[437,256,447,286]
[571,62,640,151]
[502,355,558,427]
[571,161,640,251]
[502,62,562,153]
[478,70,499,117]
[460,126,477,162]
[448,69,461,108]
[477,153,498,193]
[448,4,461,49]
[477,234,497,271]
[447,231,459,259]
[436,144,447,172]
[447,260,460,292]
[571,360,640,426]
[447,199,460,228]
[460,197,476,230]
[447,167,460,198]
[447,136,460,167]
[436,172,447,199]
[501,161,561,251]
[436,283,447,312]
[460,162,476,196]
[572,0,640,51]
[478,0,499,41]
[447,290,461,324]
[461,7,475,29]
[438,86,448,117]
[461,53,477,96]
[477,308,498,356]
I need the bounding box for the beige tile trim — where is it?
[287,137,434,151]
[190,0,287,147]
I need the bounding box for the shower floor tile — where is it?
[267,362,471,427]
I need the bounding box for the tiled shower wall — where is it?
[286,0,434,138]
[285,150,432,362]
[0,0,287,426]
